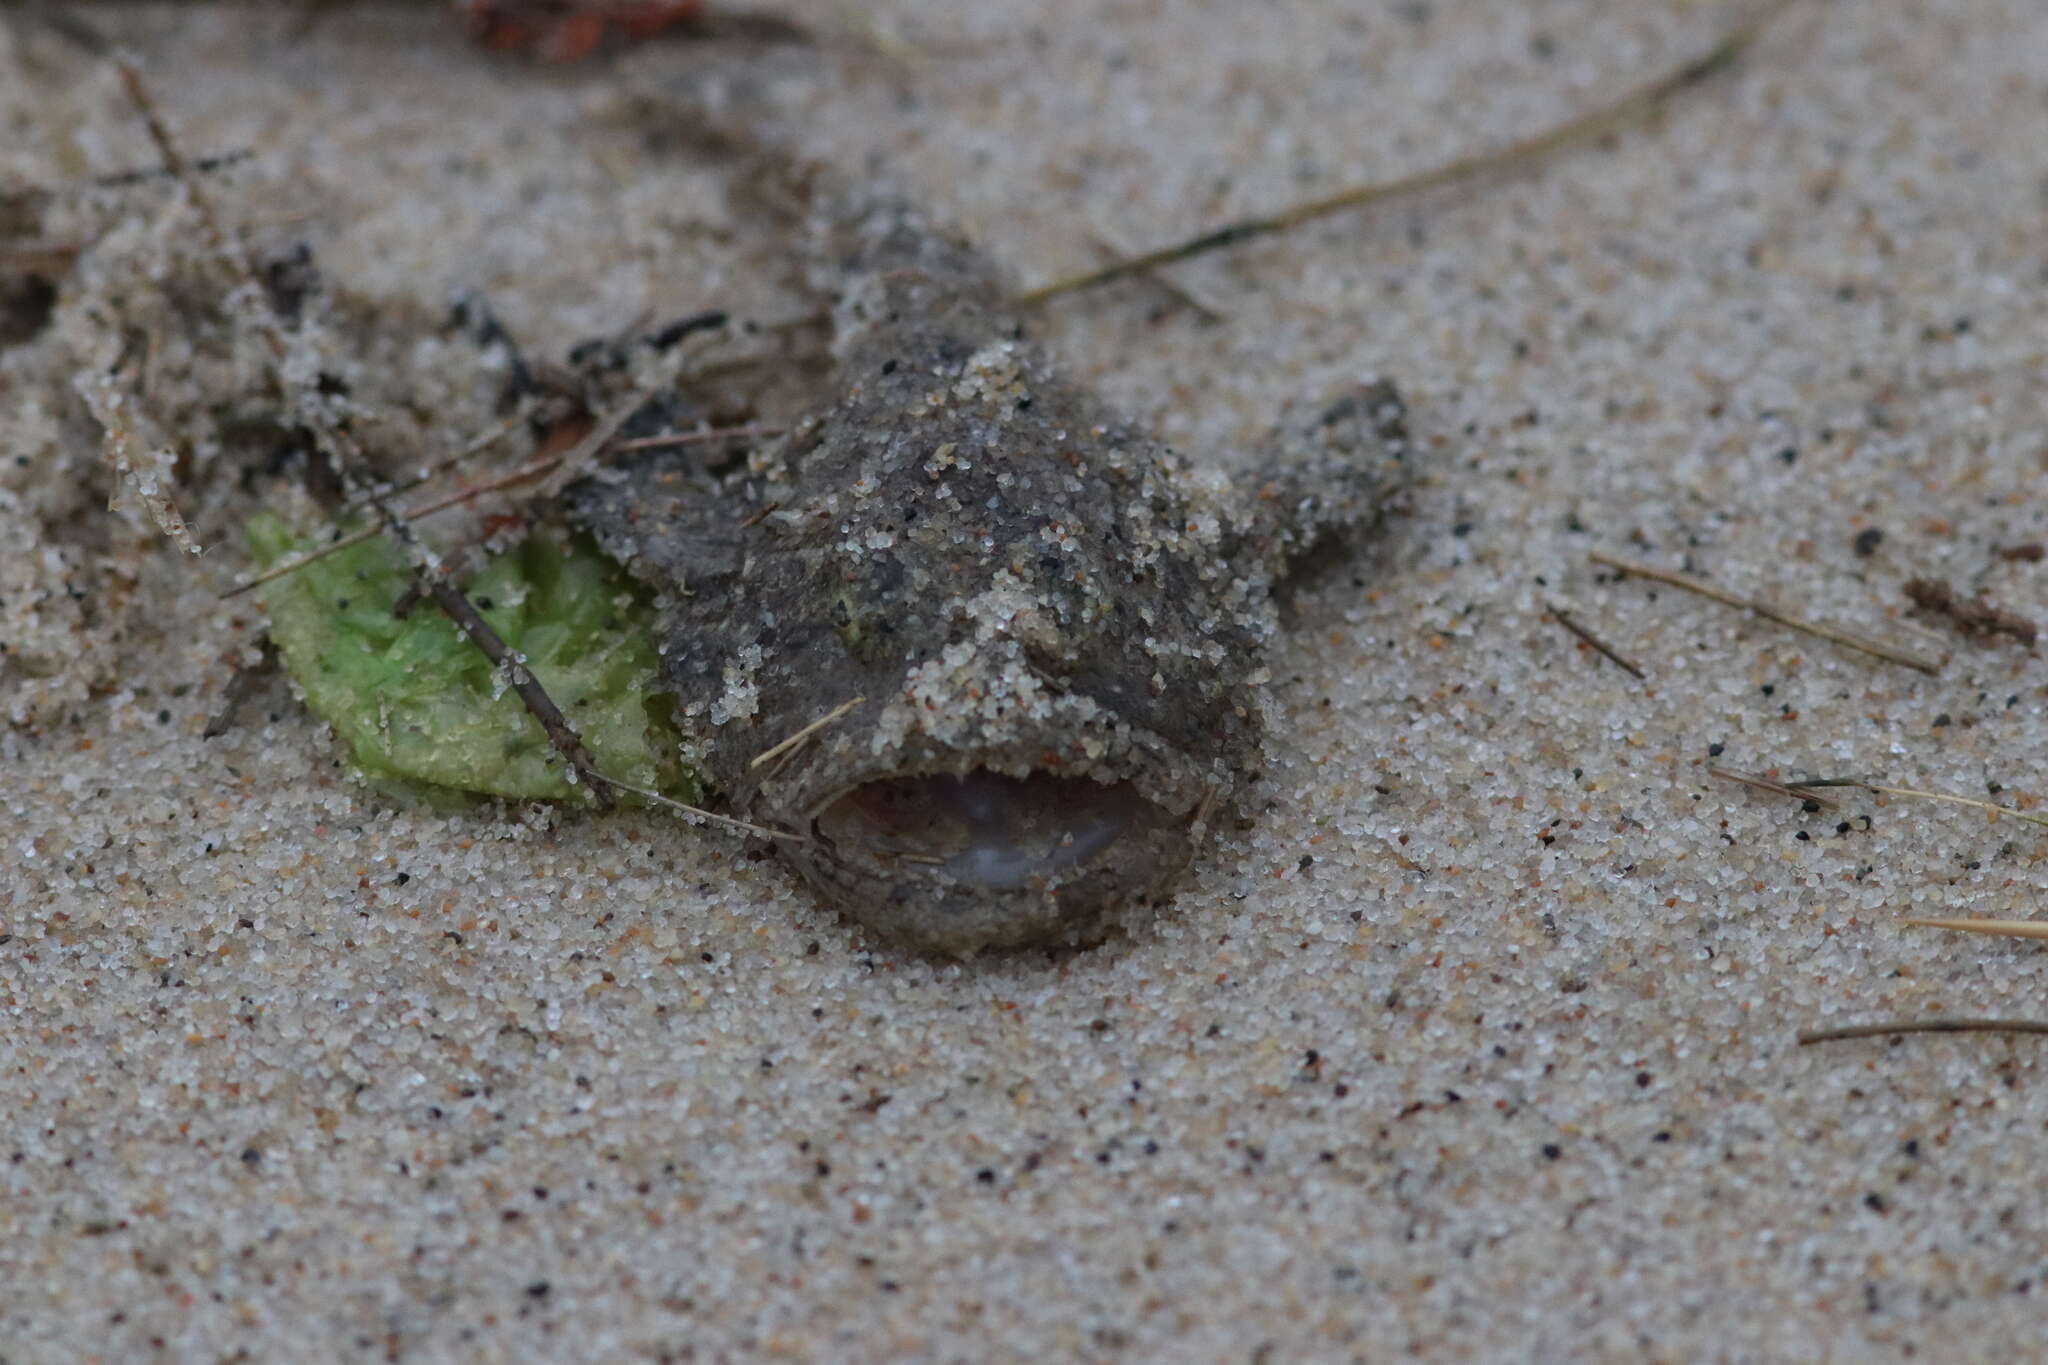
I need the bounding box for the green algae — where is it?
[248,515,698,805]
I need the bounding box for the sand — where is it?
[5,1,2048,1360]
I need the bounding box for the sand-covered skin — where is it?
[569,182,1412,954]
[5,2,2048,1359]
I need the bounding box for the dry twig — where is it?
[223,450,564,599]
[1707,766,1835,810]
[1545,603,1644,679]
[535,378,696,500]
[225,417,778,598]
[1590,551,1943,674]
[602,776,809,844]
[113,55,617,807]
[1859,784,2048,831]
[750,696,865,772]
[614,422,780,454]
[1900,917,2048,942]
[1015,0,1802,305]
[1798,1017,2048,1045]
[340,410,530,511]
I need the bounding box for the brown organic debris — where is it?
[110,56,622,805]
[1901,577,2037,648]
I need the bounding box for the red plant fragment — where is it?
[459,1,709,62]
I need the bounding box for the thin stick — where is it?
[115,55,615,808]
[1707,766,1835,809]
[226,417,777,599]
[417,573,622,798]
[1545,603,1644,679]
[1710,774,2048,835]
[533,378,673,499]
[1798,1017,2048,1044]
[1901,917,2048,942]
[1860,784,2048,830]
[858,846,945,866]
[750,696,865,771]
[341,410,528,510]
[94,148,253,188]
[1015,0,1801,306]
[1086,227,1226,324]
[604,775,808,843]
[1590,551,1943,674]
[223,449,564,599]
[612,422,781,453]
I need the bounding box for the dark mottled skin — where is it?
[569,189,1413,954]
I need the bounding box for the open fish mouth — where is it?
[793,767,1196,954]
[819,769,1155,889]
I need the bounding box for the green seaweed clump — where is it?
[248,515,697,805]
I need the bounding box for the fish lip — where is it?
[775,755,1205,956]
[726,654,1242,953]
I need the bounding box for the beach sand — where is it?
[5,2,2047,1358]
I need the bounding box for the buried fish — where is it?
[562,189,1416,954]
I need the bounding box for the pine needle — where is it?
[604,775,807,844]
[1707,766,1834,809]
[1860,784,2048,830]
[1015,0,1804,306]
[223,450,563,599]
[1798,1017,2048,1045]
[750,696,866,771]
[1592,551,1943,673]
[1901,917,2048,942]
